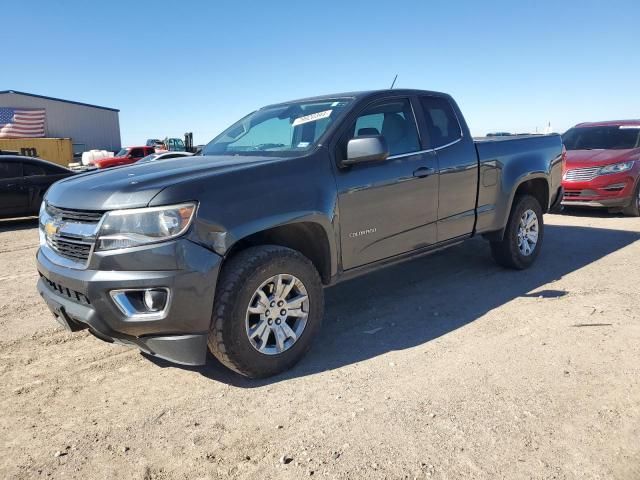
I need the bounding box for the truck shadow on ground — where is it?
[0,217,38,232]
[149,222,640,387]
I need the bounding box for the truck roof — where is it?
[263,89,449,109]
[574,119,640,128]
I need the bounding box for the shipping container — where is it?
[0,138,73,166]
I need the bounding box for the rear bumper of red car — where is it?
[561,169,639,208]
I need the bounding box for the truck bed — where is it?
[473,134,564,235]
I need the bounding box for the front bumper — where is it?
[36,239,222,366]
[562,170,639,208]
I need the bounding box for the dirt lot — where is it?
[0,212,639,480]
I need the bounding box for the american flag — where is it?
[0,107,46,138]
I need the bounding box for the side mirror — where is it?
[343,135,389,166]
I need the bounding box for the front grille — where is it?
[48,235,94,262]
[564,190,581,198]
[39,273,90,304]
[44,205,103,265]
[564,167,601,182]
[564,189,598,198]
[46,205,104,223]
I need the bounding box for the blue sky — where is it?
[6,0,640,145]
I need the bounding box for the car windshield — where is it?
[115,148,130,157]
[202,98,353,156]
[562,126,640,150]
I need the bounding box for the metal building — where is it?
[0,90,121,152]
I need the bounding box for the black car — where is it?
[0,155,73,219]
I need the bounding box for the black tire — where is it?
[208,245,324,378]
[622,182,640,217]
[490,194,544,270]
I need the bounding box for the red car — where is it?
[92,146,155,169]
[561,120,640,216]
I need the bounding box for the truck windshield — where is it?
[115,148,130,157]
[202,98,353,156]
[562,126,640,150]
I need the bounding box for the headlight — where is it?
[38,201,47,246]
[599,161,634,175]
[96,202,196,251]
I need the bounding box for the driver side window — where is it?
[347,99,420,157]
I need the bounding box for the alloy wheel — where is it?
[245,274,309,355]
[517,209,539,256]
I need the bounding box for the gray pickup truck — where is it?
[37,89,564,378]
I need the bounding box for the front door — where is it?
[0,161,27,217]
[334,97,439,270]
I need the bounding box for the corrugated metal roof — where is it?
[0,90,119,112]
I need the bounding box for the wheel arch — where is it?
[513,177,550,213]
[483,174,550,242]
[223,220,334,285]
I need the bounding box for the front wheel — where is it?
[490,194,544,269]
[622,182,640,217]
[208,245,324,378]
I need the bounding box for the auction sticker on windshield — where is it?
[293,110,332,126]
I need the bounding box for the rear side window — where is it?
[420,96,462,148]
[0,161,22,178]
[23,163,45,176]
[45,163,68,174]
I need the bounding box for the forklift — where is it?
[161,133,196,153]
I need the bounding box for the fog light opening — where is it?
[110,288,171,320]
[603,183,626,192]
[144,289,168,312]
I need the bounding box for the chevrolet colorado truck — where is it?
[36,89,564,378]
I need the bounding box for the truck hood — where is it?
[46,155,282,211]
[565,148,640,169]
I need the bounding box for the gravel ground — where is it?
[0,211,639,479]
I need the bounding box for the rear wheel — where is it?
[622,182,640,217]
[208,245,323,378]
[490,194,544,269]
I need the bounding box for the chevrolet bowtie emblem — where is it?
[44,220,61,236]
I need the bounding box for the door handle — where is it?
[413,167,434,178]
